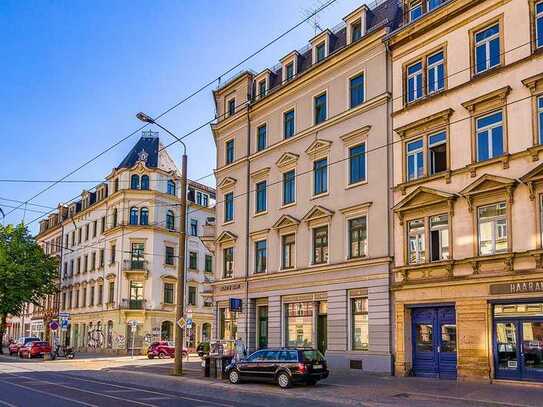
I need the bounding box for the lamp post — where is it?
[137,112,187,376]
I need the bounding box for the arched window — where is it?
[141,175,150,190]
[140,207,149,225]
[130,174,140,189]
[112,208,118,228]
[166,210,175,231]
[129,207,138,225]
[202,323,211,342]
[167,180,176,195]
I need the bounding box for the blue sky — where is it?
[0,0,367,233]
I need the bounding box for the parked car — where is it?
[226,348,329,388]
[19,341,51,359]
[8,337,41,356]
[147,341,188,359]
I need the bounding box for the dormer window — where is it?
[227,98,236,117]
[285,62,295,81]
[409,1,423,22]
[351,21,362,42]
[315,42,326,63]
[141,175,149,190]
[258,79,267,98]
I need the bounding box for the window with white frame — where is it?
[284,109,295,139]
[474,23,501,75]
[258,79,267,98]
[428,131,447,175]
[351,297,369,351]
[285,62,295,81]
[406,138,424,181]
[407,61,423,103]
[476,111,504,161]
[409,1,423,22]
[427,51,444,94]
[430,214,449,261]
[538,95,543,145]
[313,158,328,195]
[223,247,234,278]
[537,1,543,48]
[254,240,267,274]
[315,42,326,63]
[408,219,425,264]
[478,202,507,255]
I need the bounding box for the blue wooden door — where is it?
[412,306,457,379]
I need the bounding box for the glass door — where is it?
[521,320,543,381]
[258,306,268,349]
[495,321,520,379]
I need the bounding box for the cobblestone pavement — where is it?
[1,353,542,406]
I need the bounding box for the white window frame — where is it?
[310,224,329,266]
[407,219,426,264]
[426,51,444,94]
[281,169,297,208]
[477,202,507,256]
[474,23,500,74]
[409,1,423,22]
[476,111,503,161]
[407,61,424,102]
[345,214,369,260]
[406,138,424,181]
[428,131,447,175]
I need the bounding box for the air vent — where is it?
[350,359,363,370]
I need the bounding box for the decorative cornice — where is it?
[394,108,454,137]
[461,86,511,113]
[302,205,335,223]
[272,214,301,230]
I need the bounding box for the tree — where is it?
[0,223,59,353]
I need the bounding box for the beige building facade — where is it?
[206,1,402,373]
[389,0,543,382]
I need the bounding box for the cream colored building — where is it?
[389,0,543,382]
[33,131,214,354]
[205,1,402,373]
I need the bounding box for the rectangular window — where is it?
[203,194,209,207]
[282,234,295,270]
[76,257,81,274]
[313,226,328,264]
[286,62,294,81]
[313,158,328,195]
[227,98,236,116]
[538,96,543,144]
[93,221,97,238]
[205,254,213,273]
[78,228,82,244]
[190,219,198,236]
[255,240,267,273]
[165,246,175,265]
[164,283,174,304]
[196,191,202,205]
[101,217,105,233]
[258,80,267,98]
[283,170,296,205]
[478,202,507,255]
[350,73,365,108]
[89,286,94,306]
[474,23,500,74]
[90,252,96,270]
[189,251,198,269]
[476,111,504,161]
[81,287,86,308]
[427,0,443,11]
[349,143,366,184]
[351,297,369,351]
[537,1,543,48]
[409,1,423,21]
[97,285,103,305]
[99,249,104,268]
[315,42,326,62]
[314,93,327,124]
[188,287,197,306]
[407,138,424,180]
[407,61,423,103]
[284,110,295,139]
[257,124,267,152]
[349,217,368,258]
[408,219,426,264]
[351,21,362,42]
[225,139,234,164]
[428,131,447,175]
[224,192,234,222]
[111,244,116,264]
[427,51,444,94]
[430,214,449,261]
[70,259,74,276]
[85,224,89,241]
[223,247,234,278]
[256,181,267,213]
[108,281,115,303]
[62,293,66,310]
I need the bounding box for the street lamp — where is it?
[137,112,188,376]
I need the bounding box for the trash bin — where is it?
[203,356,211,377]
[209,356,217,378]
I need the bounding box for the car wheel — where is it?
[158,352,166,359]
[277,372,292,389]
[228,369,241,385]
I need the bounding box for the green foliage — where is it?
[0,223,59,319]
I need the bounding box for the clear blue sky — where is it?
[0,0,367,233]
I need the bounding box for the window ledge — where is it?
[346,180,368,190]
[222,220,235,227]
[466,154,510,177]
[280,202,296,210]
[254,210,268,218]
[396,171,451,194]
[311,192,329,200]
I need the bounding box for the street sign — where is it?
[230,298,242,312]
[177,317,186,329]
[128,320,138,332]
[49,320,59,331]
[186,305,193,320]
[186,319,192,330]
[60,318,69,331]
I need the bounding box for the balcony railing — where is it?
[122,259,148,271]
[120,298,148,310]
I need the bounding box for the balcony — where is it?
[122,260,149,280]
[120,298,148,310]
[200,224,216,253]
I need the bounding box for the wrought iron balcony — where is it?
[120,298,148,310]
[122,259,148,271]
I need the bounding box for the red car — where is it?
[8,336,41,356]
[147,341,188,359]
[19,341,51,359]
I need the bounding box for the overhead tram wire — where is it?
[2,0,339,222]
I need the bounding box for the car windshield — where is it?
[302,350,325,362]
[33,342,48,346]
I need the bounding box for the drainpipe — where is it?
[244,99,252,350]
[385,39,395,376]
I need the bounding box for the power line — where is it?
[2,0,339,222]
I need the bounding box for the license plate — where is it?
[313,364,322,369]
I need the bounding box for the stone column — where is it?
[394,302,411,376]
[267,296,282,347]
[456,299,491,382]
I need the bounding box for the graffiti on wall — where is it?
[87,328,105,349]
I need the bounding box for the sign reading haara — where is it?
[490,280,543,295]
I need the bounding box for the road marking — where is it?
[0,379,98,407]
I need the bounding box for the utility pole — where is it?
[136,112,187,376]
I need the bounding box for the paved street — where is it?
[1,353,543,406]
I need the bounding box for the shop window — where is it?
[285,303,313,347]
[219,307,237,340]
[408,219,426,264]
[430,214,449,261]
[474,23,501,75]
[255,240,267,273]
[313,226,328,264]
[476,111,504,161]
[478,202,507,255]
[351,297,369,351]
[349,216,367,258]
[282,234,295,270]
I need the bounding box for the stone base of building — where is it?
[327,351,392,374]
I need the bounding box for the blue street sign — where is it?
[186,319,193,329]
[229,298,242,312]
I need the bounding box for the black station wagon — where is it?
[225,348,329,388]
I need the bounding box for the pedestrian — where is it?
[234,337,246,361]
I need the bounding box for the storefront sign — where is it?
[490,280,543,295]
[220,283,241,292]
